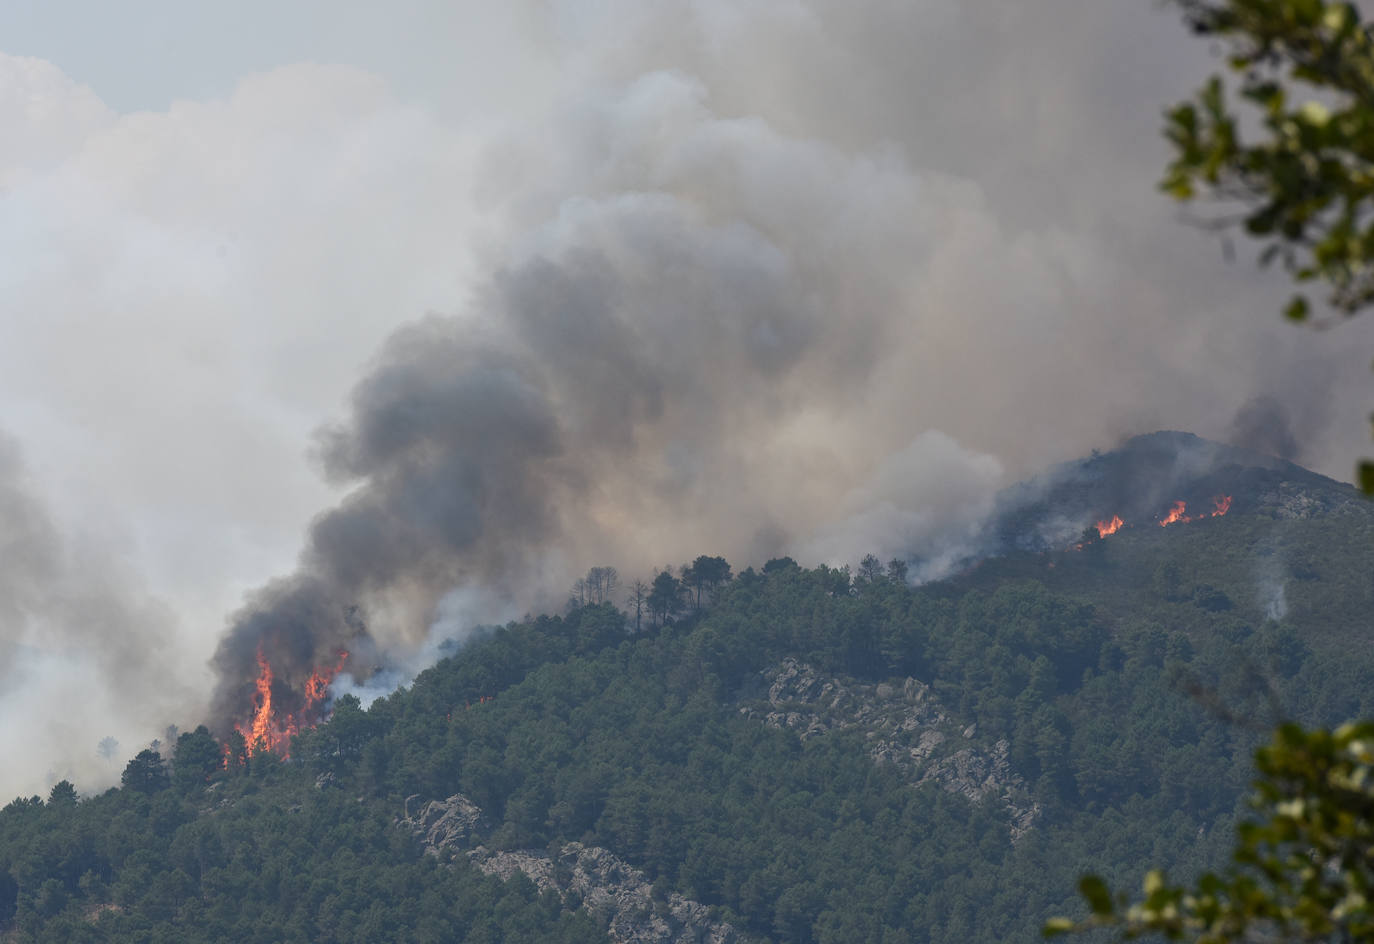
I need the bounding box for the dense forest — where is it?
[4,437,1374,943]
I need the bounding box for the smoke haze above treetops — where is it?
[2,0,1371,796]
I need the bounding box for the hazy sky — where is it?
[3,0,1372,797]
[0,2,551,114]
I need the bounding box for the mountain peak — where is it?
[988,430,1363,554]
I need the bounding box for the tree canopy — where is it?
[1045,4,1374,937]
[119,749,168,796]
[1048,722,1374,941]
[6,522,1374,941]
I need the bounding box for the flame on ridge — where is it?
[1158,495,1232,528]
[1095,515,1124,538]
[1073,495,1232,550]
[1158,500,1188,527]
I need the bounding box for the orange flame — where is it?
[1075,493,1234,550]
[1159,496,1232,528]
[304,651,350,710]
[1159,500,1189,527]
[243,648,276,751]
[1095,515,1124,538]
[233,647,349,757]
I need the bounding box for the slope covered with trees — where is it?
[2,437,1371,943]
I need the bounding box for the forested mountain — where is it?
[3,433,1372,943]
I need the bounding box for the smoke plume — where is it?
[205,40,1374,724]
[208,68,1024,719]
[4,1,1374,774]
[1230,396,1303,462]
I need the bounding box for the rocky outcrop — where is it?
[403,793,488,851]
[401,795,738,944]
[471,843,737,944]
[741,659,1040,841]
[1258,480,1361,520]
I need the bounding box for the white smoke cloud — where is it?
[1255,554,1290,622]
[3,0,1374,795]
[0,56,491,796]
[0,58,483,639]
[332,584,519,710]
[795,430,1003,579]
[0,433,194,795]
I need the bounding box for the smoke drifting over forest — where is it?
[4,0,1374,790]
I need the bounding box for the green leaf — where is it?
[1300,101,1331,126]
[1358,459,1374,494]
[1323,3,1353,32]
[1080,875,1115,916]
[1161,173,1196,199]
[1284,295,1311,321]
[1042,916,1075,937]
[1291,0,1324,25]
[1243,81,1285,113]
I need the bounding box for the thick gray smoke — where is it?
[208,6,1374,719]
[210,328,567,720]
[1230,396,1303,462]
[208,93,1010,713]
[6,1,1374,773]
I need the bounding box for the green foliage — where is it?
[46,782,77,809]
[5,516,1374,942]
[333,549,1346,940]
[682,555,732,611]
[222,730,248,777]
[120,751,169,796]
[762,556,799,574]
[172,727,223,792]
[646,570,685,626]
[1163,0,1374,320]
[1048,721,1374,942]
[0,757,605,942]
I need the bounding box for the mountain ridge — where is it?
[2,430,1372,942]
[985,429,1367,556]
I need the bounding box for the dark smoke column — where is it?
[209,320,565,733]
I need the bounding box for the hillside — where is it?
[2,433,1372,943]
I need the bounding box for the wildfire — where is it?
[1158,500,1188,527]
[243,649,276,752]
[1072,495,1233,550]
[1095,515,1124,538]
[1158,495,1233,528]
[233,647,349,757]
[304,651,350,710]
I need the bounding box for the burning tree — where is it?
[231,647,349,757]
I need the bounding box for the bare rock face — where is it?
[1259,481,1357,520]
[471,843,737,944]
[401,793,488,852]
[741,659,1040,842]
[403,794,738,944]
